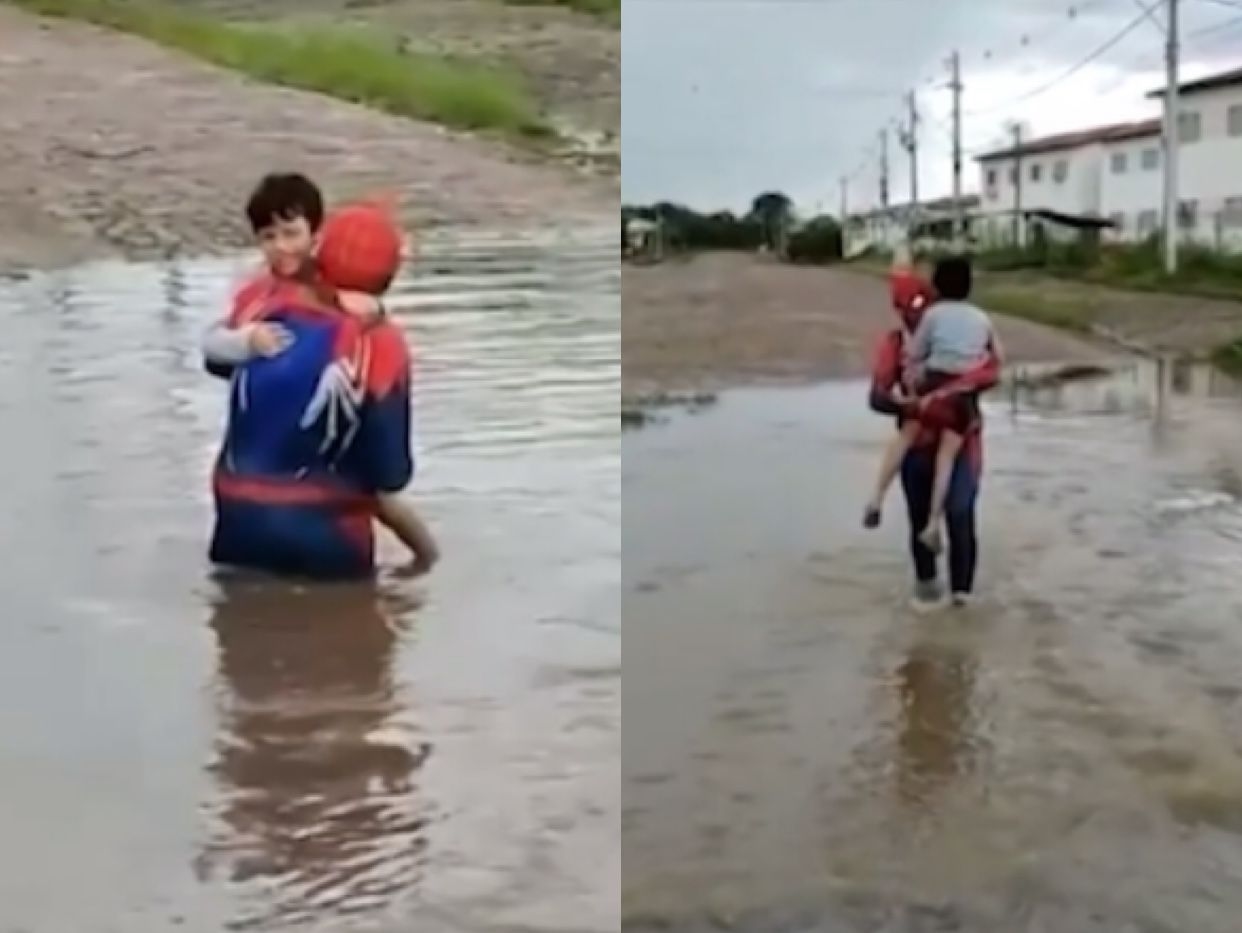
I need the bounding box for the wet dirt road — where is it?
[0,225,618,932]
[624,360,1242,932]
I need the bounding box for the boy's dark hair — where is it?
[932,255,973,301]
[245,172,324,234]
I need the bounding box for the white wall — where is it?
[975,144,1104,246]
[1101,85,1242,248]
[1098,134,1162,241]
[978,144,1102,216]
[1167,84,1242,248]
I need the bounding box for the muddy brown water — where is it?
[0,226,618,932]
[624,359,1242,932]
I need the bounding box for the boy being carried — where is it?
[863,255,1002,555]
[204,173,439,576]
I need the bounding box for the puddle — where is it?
[0,225,619,932]
[624,358,1242,931]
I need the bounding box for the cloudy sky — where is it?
[621,0,1242,213]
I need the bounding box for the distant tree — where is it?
[749,191,794,252]
[621,201,763,254]
[787,215,843,264]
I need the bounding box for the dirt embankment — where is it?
[982,270,1242,357]
[0,4,614,270]
[622,255,1117,397]
[173,0,619,165]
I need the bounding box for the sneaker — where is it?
[910,579,945,612]
[950,591,974,608]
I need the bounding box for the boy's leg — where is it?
[376,493,440,575]
[865,419,922,528]
[918,429,965,555]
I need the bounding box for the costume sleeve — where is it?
[868,331,907,417]
[356,322,415,493]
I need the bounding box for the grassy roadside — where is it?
[845,256,1242,363]
[499,0,620,20]
[1211,338,1242,374]
[973,285,1100,334]
[1041,266,1242,306]
[847,258,1098,333]
[5,0,554,141]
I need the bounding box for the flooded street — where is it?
[624,361,1242,931]
[0,226,618,932]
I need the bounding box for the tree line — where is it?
[623,192,843,264]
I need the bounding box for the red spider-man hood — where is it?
[889,263,936,331]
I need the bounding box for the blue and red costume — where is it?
[207,276,413,579]
[868,267,1000,594]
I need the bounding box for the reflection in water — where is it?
[624,360,1242,931]
[0,223,617,932]
[894,634,978,809]
[199,582,429,929]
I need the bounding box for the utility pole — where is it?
[879,128,891,250]
[1162,0,1180,274]
[899,91,920,240]
[879,128,890,212]
[1010,121,1023,248]
[949,51,964,243]
[840,176,849,254]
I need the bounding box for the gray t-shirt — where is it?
[908,299,993,375]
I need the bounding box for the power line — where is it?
[838,0,1242,210]
[1132,0,1167,33]
[1186,8,1242,33]
[837,1,1153,207]
[965,6,1153,115]
[968,0,1118,75]
[1084,10,1242,96]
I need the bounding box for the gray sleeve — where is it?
[202,319,253,365]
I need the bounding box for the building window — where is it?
[1179,111,1201,143]
[1111,152,1128,174]
[986,168,997,188]
[1030,162,1042,182]
[1229,104,1242,137]
[1009,167,1017,184]
[1141,147,1159,171]
[1224,196,1242,227]
[1138,210,1158,237]
[1053,159,1069,183]
[1178,199,1198,229]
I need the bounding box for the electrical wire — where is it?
[964,6,1152,115]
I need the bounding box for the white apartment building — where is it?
[974,63,1242,249]
[846,194,981,255]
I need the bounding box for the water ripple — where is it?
[0,223,618,932]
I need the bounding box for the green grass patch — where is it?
[1211,338,1242,374]
[7,0,553,140]
[975,286,1098,334]
[499,0,620,20]
[967,238,1242,303]
[844,257,1100,333]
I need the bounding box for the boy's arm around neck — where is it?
[202,318,253,379]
